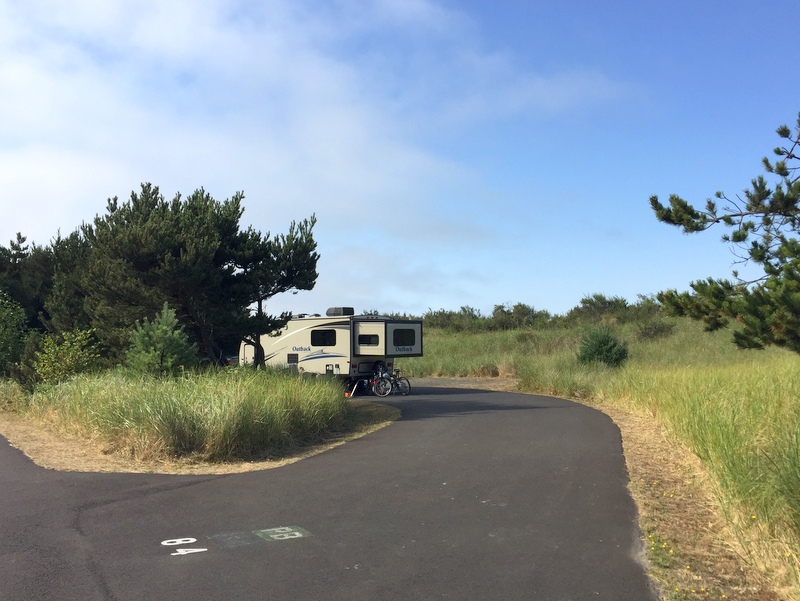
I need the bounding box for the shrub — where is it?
[577,326,628,367]
[126,304,197,376]
[636,320,675,341]
[475,363,500,377]
[35,329,101,385]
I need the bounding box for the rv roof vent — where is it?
[326,307,355,316]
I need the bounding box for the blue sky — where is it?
[1,0,798,317]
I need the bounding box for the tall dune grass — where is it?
[14,368,347,461]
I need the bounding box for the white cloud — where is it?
[0,0,634,313]
[0,145,133,245]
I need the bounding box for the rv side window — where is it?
[393,329,416,347]
[358,334,379,346]
[311,329,336,346]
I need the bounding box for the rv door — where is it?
[354,321,386,356]
[385,321,423,357]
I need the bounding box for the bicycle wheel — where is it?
[396,377,411,396]
[373,376,392,397]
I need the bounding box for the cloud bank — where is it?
[0,0,629,314]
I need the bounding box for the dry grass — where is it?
[601,403,781,601]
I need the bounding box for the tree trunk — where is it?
[190,307,218,364]
[253,333,265,368]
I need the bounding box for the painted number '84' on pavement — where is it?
[161,538,207,556]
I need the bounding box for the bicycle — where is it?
[392,369,411,396]
[378,369,410,396]
[345,372,392,398]
[371,371,394,397]
[345,369,410,398]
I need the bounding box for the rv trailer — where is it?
[239,307,423,382]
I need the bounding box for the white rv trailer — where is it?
[239,307,423,381]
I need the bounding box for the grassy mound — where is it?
[8,369,349,461]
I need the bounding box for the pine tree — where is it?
[0,234,55,330]
[238,216,319,366]
[45,231,92,333]
[82,183,319,362]
[650,112,800,352]
[126,304,197,376]
[0,289,26,374]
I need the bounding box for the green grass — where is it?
[8,368,349,461]
[401,327,581,379]
[400,319,800,587]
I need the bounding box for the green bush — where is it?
[636,319,675,341]
[126,304,197,376]
[577,326,628,367]
[35,329,101,385]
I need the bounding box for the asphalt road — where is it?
[0,385,658,601]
